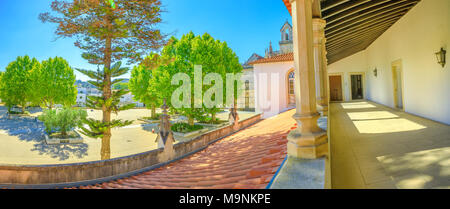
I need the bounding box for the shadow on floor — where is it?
[0,106,89,161]
[330,101,450,189]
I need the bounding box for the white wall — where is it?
[253,61,294,118]
[327,0,450,125]
[328,51,367,101]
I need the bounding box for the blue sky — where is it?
[0,0,291,81]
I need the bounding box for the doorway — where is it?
[329,75,343,102]
[392,60,404,110]
[350,74,364,100]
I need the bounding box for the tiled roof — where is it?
[282,0,292,15]
[72,110,297,189]
[243,53,264,69]
[248,53,294,65]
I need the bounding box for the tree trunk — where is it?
[101,131,111,160]
[101,33,113,160]
[61,128,67,137]
[151,105,156,119]
[21,105,25,114]
[188,117,194,126]
[211,113,216,124]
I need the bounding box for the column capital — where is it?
[312,18,326,31]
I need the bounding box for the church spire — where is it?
[269,41,273,57]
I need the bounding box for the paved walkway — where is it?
[75,110,296,189]
[0,105,258,165]
[330,101,450,189]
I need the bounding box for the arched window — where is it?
[288,71,295,105]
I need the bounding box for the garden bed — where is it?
[44,130,83,145]
[138,118,160,124]
[171,123,208,138]
[196,121,230,128]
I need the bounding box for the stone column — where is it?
[288,0,328,159]
[321,36,330,110]
[313,18,328,116]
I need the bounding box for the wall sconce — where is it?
[435,47,446,68]
[373,68,378,77]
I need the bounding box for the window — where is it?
[288,71,295,94]
[288,71,295,105]
[245,81,250,109]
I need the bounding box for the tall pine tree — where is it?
[40,0,165,160]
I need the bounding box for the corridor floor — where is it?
[330,101,449,189]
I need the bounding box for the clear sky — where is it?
[0,0,291,81]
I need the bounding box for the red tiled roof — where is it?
[283,0,292,15]
[73,110,297,189]
[248,53,294,65]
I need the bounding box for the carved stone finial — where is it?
[229,103,240,131]
[161,99,168,114]
[156,99,176,162]
[156,99,174,147]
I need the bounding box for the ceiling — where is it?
[282,0,420,64]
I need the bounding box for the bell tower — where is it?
[280,20,293,54]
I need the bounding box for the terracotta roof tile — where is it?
[76,109,296,189]
[248,52,294,65]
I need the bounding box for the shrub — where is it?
[38,108,87,136]
[171,122,204,133]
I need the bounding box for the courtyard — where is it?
[0,105,258,165]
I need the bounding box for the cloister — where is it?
[76,0,448,189]
[0,0,448,189]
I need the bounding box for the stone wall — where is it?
[0,114,261,186]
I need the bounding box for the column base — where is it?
[320,104,328,116]
[287,130,328,159]
[288,112,328,159]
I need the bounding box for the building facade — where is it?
[249,22,296,118]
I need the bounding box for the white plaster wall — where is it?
[253,61,294,118]
[327,0,450,125]
[327,51,368,102]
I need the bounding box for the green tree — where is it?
[0,56,39,113]
[129,53,167,119]
[32,57,77,109]
[157,32,243,125]
[40,0,165,160]
[39,108,88,137]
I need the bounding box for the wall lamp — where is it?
[435,47,446,68]
[373,68,378,77]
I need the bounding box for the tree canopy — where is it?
[0,56,40,113]
[154,32,243,125]
[39,0,166,65]
[32,57,77,109]
[129,52,170,118]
